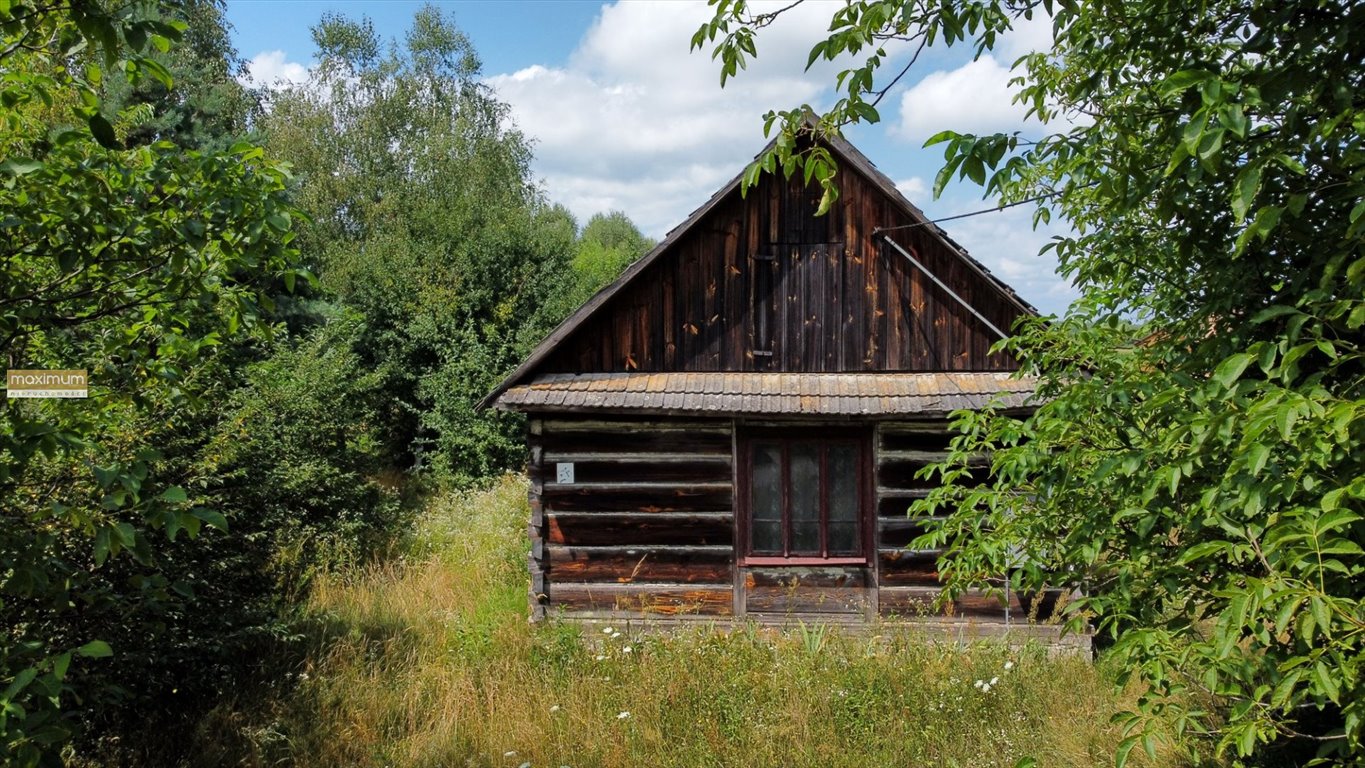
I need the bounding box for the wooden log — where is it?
[742,567,872,615]
[878,495,939,520]
[878,585,1029,620]
[546,512,734,547]
[877,516,943,548]
[879,430,954,453]
[744,567,869,589]
[549,583,733,616]
[877,548,942,586]
[539,429,732,455]
[542,484,732,513]
[546,545,732,584]
[746,586,872,615]
[530,458,731,485]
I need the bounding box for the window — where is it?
[750,250,775,357]
[740,431,869,564]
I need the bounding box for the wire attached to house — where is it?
[871,190,1059,235]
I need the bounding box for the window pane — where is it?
[828,444,859,554]
[828,444,858,522]
[790,444,820,553]
[827,522,857,554]
[751,443,782,553]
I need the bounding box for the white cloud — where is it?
[999,12,1057,61]
[486,1,851,237]
[240,50,310,89]
[894,56,1033,145]
[895,177,929,202]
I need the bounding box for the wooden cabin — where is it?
[483,129,1057,630]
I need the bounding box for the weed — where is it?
[199,475,1199,768]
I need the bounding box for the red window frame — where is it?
[737,428,873,566]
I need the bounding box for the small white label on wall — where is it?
[556,462,575,484]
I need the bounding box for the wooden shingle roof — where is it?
[496,372,1035,417]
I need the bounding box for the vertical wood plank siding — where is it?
[540,166,1025,375]
[528,417,736,619]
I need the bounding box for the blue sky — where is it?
[225,1,1077,314]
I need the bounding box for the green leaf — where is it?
[76,640,113,658]
[1232,166,1261,222]
[266,211,291,231]
[924,129,960,147]
[1177,540,1229,565]
[191,508,229,532]
[1212,353,1254,388]
[88,113,118,149]
[1160,69,1211,97]
[52,653,71,682]
[0,158,43,175]
[158,486,188,503]
[2,667,38,701]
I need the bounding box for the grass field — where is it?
[208,476,1192,768]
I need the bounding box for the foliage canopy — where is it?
[697,0,1364,763]
[261,6,578,484]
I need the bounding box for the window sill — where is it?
[742,556,869,567]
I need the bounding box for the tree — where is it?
[696,0,1364,763]
[102,0,257,151]
[260,5,577,484]
[558,210,657,313]
[0,2,304,764]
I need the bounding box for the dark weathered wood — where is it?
[530,458,731,485]
[549,583,733,616]
[879,429,954,453]
[547,513,734,547]
[747,587,871,614]
[543,484,732,513]
[878,586,1025,620]
[877,515,943,548]
[743,566,872,615]
[546,545,732,584]
[744,567,869,588]
[535,154,1026,377]
[539,428,731,455]
[877,548,942,586]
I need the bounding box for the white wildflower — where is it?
[990,676,999,685]
[973,679,985,690]
[594,654,606,661]
[981,683,992,693]
[1004,661,1014,671]
[622,646,632,653]
[549,704,561,713]
[617,711,631,720]
[603,627,614,634]
[503,751,517,757]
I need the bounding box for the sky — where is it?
[225,0,1079,315]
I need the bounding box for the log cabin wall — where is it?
[538,165,1026,376]
[527,415,736,620]
[875,421,1065,622]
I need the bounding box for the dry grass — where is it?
[219,475,1192,768]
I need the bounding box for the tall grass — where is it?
[215,475,1192,768]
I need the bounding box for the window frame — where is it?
[737,427,873,566]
